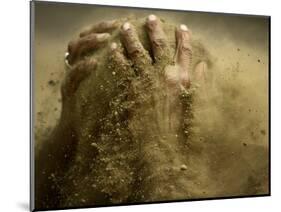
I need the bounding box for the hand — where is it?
[107,15,207,201]
[36,15,210,208]
[60,14,209,206]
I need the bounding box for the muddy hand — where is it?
[57,16,210,205]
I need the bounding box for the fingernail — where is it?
[96,33,110,41]
[64,52,72,69]
[65,52,69,59]
[110,42,117,50]
[148,14,157,21]
[180,24,189,32]
[122,22,131,31]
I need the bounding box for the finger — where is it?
[175,24,192,88]
[109,42,132,75]
[109,42,134,88]
[121,22,152,74]
[67,33,110,65]
[146,14,171,64]
[175,24,192,68]
[62,58,97,98]
[79,20,119,37]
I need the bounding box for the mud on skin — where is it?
[35,15,268,209]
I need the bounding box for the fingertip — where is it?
[109,42,120,58]
[177,24,190,35]
[111,42,117,49]
[180,24,189,32]
[176,24,192,41]
[147,14,157,22]
[146,14,160,29]
[122,22,131,31]
[109,42,118,53]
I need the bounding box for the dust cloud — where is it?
[33,1,269,199]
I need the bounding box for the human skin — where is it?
[35,15,210,209]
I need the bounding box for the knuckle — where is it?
[126,40,143,56]
[180,43,192,56]
[153,37,167,48]
[147,20,157,30]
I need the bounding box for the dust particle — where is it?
[180,164,187,171]
[48,80,56,86]
[260,129,266,135]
